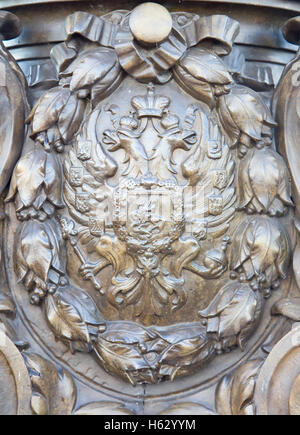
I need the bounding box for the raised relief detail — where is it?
[2,1,297,396]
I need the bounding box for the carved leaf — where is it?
[74,402,133,415]
[174,65,215,108]
[238,147,293,215]
[6,149,64,212]
[218,85,276,146]
[94,335,155,384]
[153,322,205,345]
[156,325,215,380]
[178,47,232,84]
[272,298,300,321]
[57,93,86,143]
[27,86,70,136]
[230,217,291,287]
[91,62,122,106]
[101,321,157,345]
[159,334,214,371]
[43,219,66,275]
[293,238,300,292]
[6,149,46,209]
[15,218,65,295]
[69,48,121,93]
[216,359,263,415]
[198,283,237,318]
[45,291,91,349]
[43,152,64,208]
[199,283,258,347]
[174,48,231,108]
[17,220,53,284]
[56,285,103,326]
[218,286,257,338]
[23,353,76,415]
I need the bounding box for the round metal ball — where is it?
[282,16,300,46]
[129,2,173,45]
[0,11,22,40]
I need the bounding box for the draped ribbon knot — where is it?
[50,10,240,84]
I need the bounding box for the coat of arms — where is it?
[3,2,295,394]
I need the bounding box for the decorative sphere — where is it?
[0,11,22,40]
[129,2,173,45]
[282,17,300,45]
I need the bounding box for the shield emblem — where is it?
[70,166,83,187]
[208,194,223,215]
[75,193,90,213]
[4,2,293,395]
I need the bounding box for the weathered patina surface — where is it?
[0,0,300,415]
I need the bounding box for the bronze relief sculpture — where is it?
[1,0,300,415]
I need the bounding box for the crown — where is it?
[196,15,240,56]
[161,113,180,131]
[131,83,170,118]
[119,115,138,130]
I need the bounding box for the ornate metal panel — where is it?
[1,0,300,415]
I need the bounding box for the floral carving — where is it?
[217,85,276,157]
[15,219,66,304]
[94,321,215,384]
[45,284,105,353]
[62,47,123,107]
[230,217,291,297]
[27,87,75,152]
[173,48,232,108]
[237,147,293,216]
[199,282,262,352]
[6,149,64,220]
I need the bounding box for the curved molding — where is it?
[0,331,32,415]
[255,325,300,415]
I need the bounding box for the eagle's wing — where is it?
[63,106,117,252]
[182,110,236,240]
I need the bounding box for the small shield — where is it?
[208,195,223,216]
[89,218,105,236]
[211,169,227,190]
[70,166,83,187]
[192,219,208,240]
[75,192,90,213]
[208,139,222,159]
[77,140,91,160]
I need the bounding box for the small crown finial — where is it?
[131,86,170,119]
